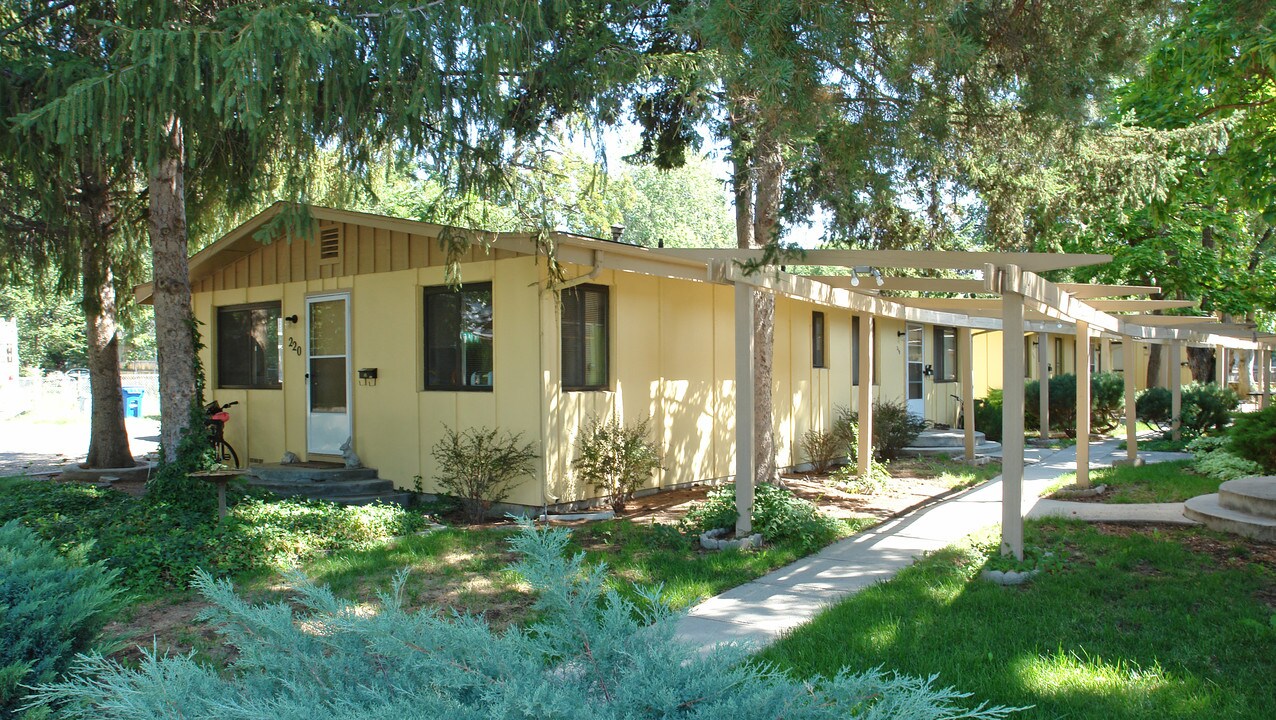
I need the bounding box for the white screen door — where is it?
[906,323,925,418]
[306,293,351,455]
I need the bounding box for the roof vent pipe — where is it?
[610,225,625,243]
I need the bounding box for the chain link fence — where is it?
[0,372,160,421]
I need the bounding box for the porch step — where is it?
[246,464,414,508]
[1183,494,1276,543]
[1218,476,1276,519]
[253,477,396,499]
[251,463,380,484]
[900,429,1002,458]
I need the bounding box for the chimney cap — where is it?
[610,224,625,242]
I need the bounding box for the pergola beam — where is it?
[662,248,1113,272]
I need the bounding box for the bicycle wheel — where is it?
[215,440,240,468]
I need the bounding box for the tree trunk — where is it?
[750,124,784,486]
[80,179,135,468]
[148,115,196,462]
[1186,346,1213,383]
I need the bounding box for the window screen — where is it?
[424,283,493,390]
[562,284,609,390]
[217,302,282,389]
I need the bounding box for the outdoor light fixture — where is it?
[284,315,299,324]
[871,268,884,286]
[850,269,861,287]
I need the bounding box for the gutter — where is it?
[550,250,604,291]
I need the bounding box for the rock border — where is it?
[1051,483,1108,499]
[980,568,1041,585]
[700,527,763,551]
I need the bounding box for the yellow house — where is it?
[170,204,1017,510]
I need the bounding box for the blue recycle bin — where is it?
[121,387,144,418]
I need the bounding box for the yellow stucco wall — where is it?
[195,246,1024,508]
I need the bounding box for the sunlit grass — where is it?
[1051,460,1218,503]
[758,520,1276,720]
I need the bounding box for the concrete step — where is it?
[336,492,415,508]
[1183,493,1276,543]
[250,464,379,484]
[251,477,395,499]
[1219,476,1276,520]
[907,429,988,448]
[902,440,1002,458]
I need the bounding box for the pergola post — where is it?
[734,282,755,536]
[1075,320,1091,488]
[1001,278,1026,561]
[1170,340,1183,442]
[1037,332,1050,441]
[856,314,874,477]
[1216,346,1227,386]
[959,326,976,461]
[1123,338,1139,464]
[1100,337,1112,375]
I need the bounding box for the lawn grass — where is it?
[247,516,876,624]
[1051,460,1218,503]
[757,520,1276,720]
[892,456,1003,490]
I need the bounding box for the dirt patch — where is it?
[1092,522,1276,569]
[616,471,958,527]
[105,598,231,668]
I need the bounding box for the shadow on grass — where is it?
[757,520,1276,720]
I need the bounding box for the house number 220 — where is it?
[287,337,303,356]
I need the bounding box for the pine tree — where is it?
[31,523,1020,720]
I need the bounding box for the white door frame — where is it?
[305,292,352,456]
[906,322,926,419]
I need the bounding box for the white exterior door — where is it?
[306,293,352,456]
[906,323,925,419]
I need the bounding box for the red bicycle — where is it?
[204,400,240,467]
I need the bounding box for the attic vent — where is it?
[318,225,342,264]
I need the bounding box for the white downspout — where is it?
[550,250,604,291]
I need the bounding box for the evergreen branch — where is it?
[0,0,76,41]
[1194,97,1274,119]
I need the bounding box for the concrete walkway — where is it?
[674,437,1196,651]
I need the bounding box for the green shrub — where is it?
[832,406,858,463]
[1136,382,1240,438]
[1136,386,1173,431]
[31,524,1017,720]
[1228,405,1276,472]
[1091,372,1126,431]
[0,478,432,596]
[1,521,121,719]
[974,389,1004,442]
[1180,382,1240,437]
[1025,372,1128,436]
[431,425,538,523]
[683,482,842,551]
[839,400,928,462]
[572,416,663,512]
[830,458,891,494]
[800,428,846,475]
[1192,450,1262,482]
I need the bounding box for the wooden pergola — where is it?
[658,248,1276,560]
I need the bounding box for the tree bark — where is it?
[80,177,135,468]
[750,124,784,486]
[1146,342,1162,389]
[1186,346,1213,383]
[148,115,196,462]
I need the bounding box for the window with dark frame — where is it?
[812,311,826,368]
[933,326,958,382]
[423,283,493,391]
[561,284,609,390]
[216,302,282,389]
